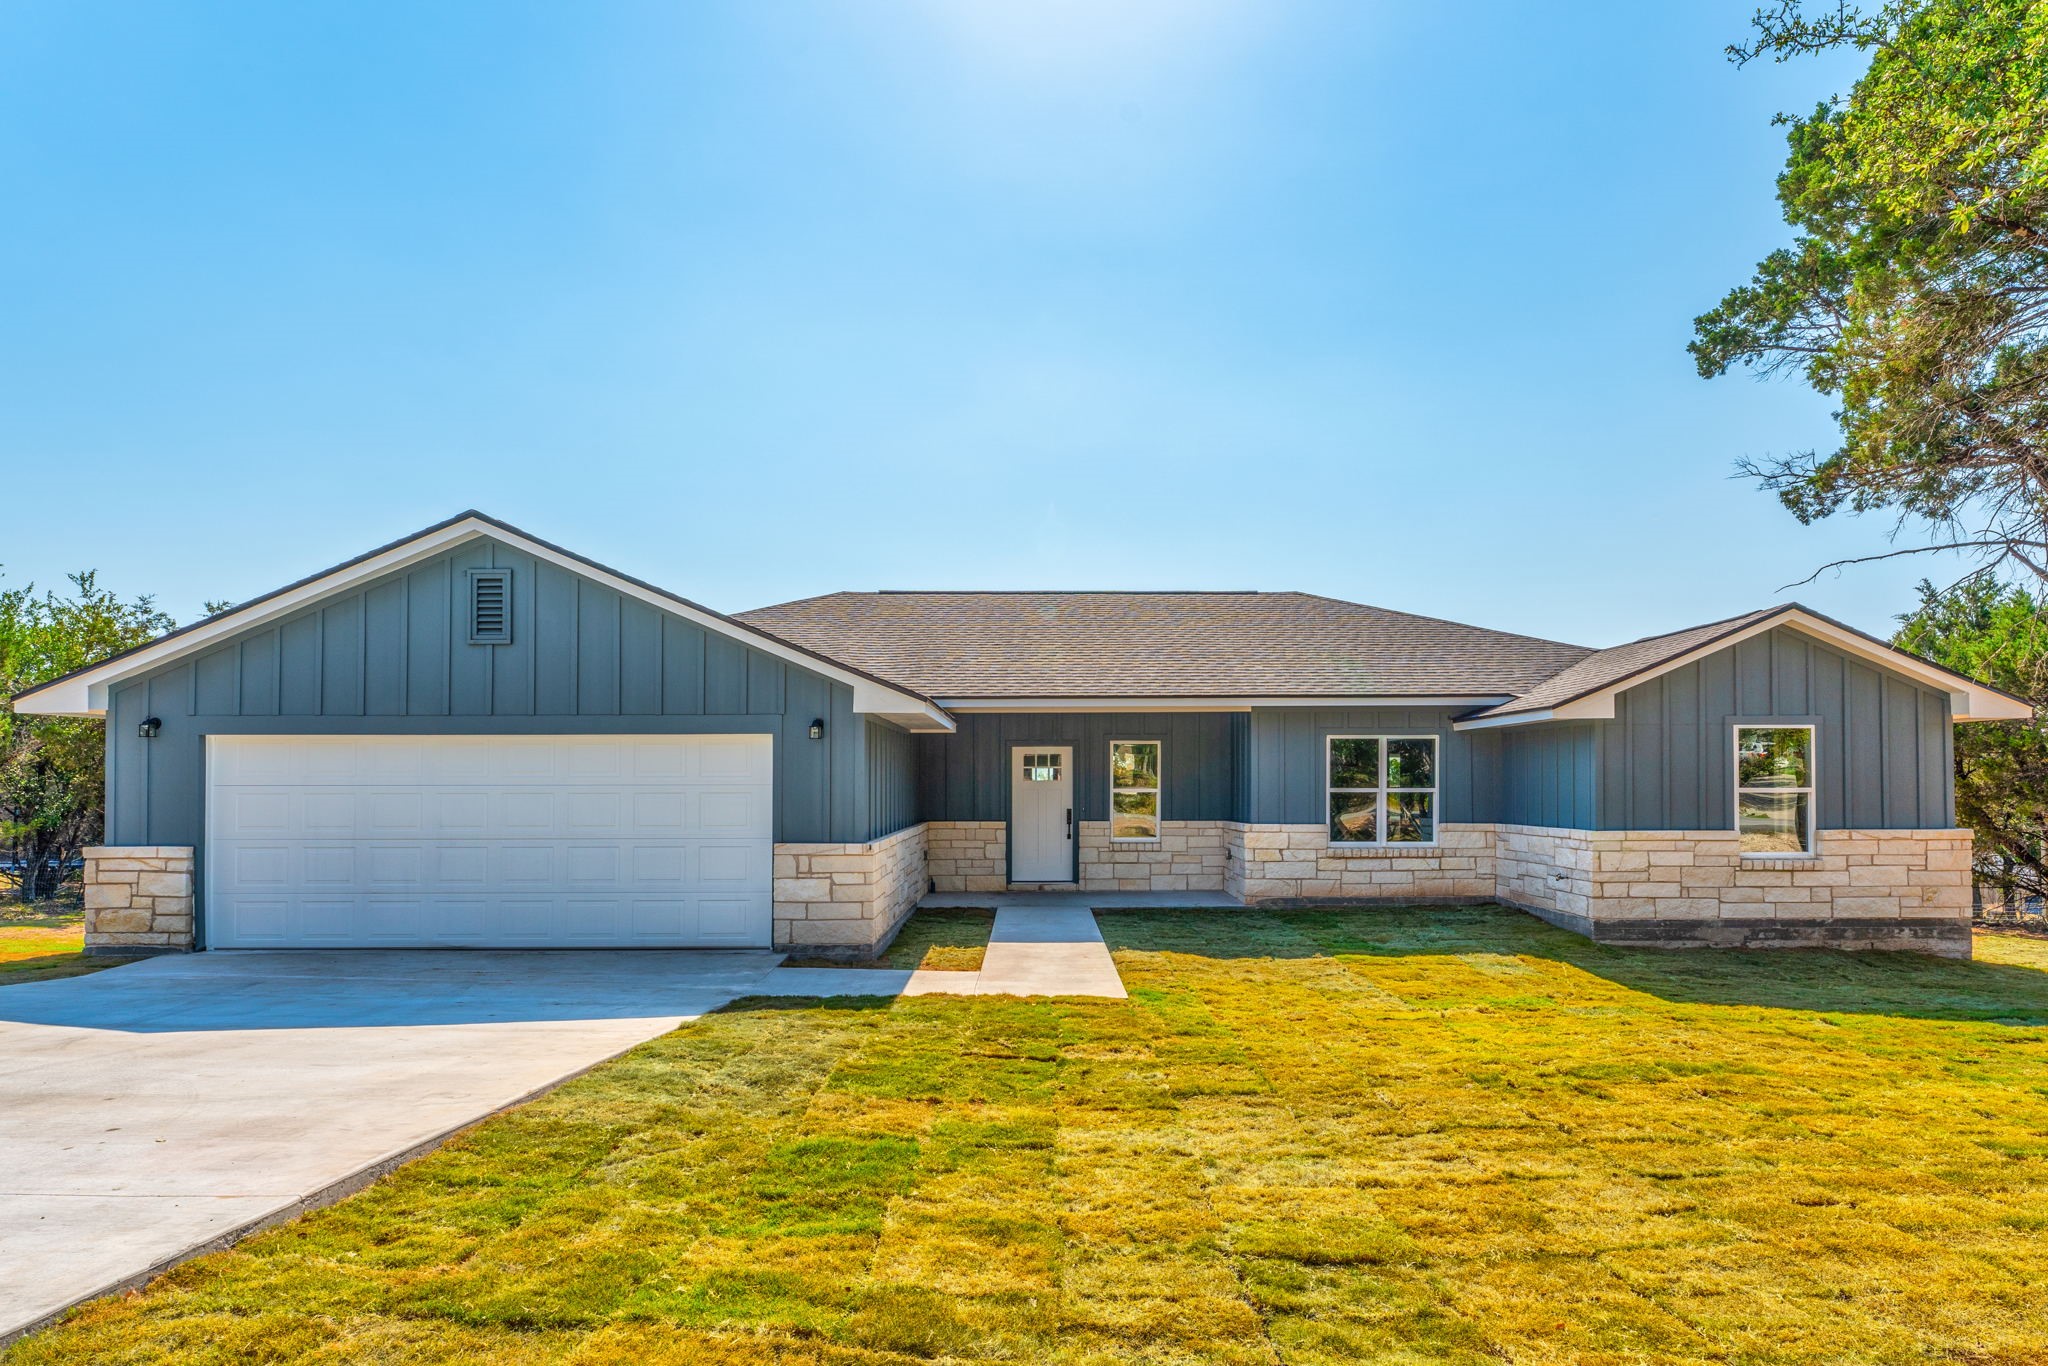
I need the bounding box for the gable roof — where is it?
[1454,603,2034,728]
[733,591,1595,702]
[8,512,954,731]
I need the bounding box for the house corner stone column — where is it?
[772,824,929,959]
[82,846,195,953]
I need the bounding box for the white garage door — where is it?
[205,734,774,948]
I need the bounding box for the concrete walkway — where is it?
[0,949,784,1346]
[760,898,1139,1000]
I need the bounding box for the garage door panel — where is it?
[361,743,424,783]
[301,845,356,889]
[631,791,686,831]
[696,789,770,834]
[365,792,424,835]
[496,791,557,835]
[696,841,770,887]
[430,845,488,888]
[218,790,294,838]
[695,896,768,943]
[632,745,692,782]
[490,743,557,783]
[565,791,623,832]
[207,735,774,948]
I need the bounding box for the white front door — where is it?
[205,734,774,948]
[1010,745,1074,882]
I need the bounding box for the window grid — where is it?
[1327,735,1439,846]
[1735,725,1815,856]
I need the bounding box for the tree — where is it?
[0,572,175,901]
[1894,574,2048,906]
[1691,0,2048,582]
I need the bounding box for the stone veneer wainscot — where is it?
[926,821,1007,893]
[82,846,195,953]
[1077,820,1231,892]
[772,823,929,957]
[1492,824,1973,957]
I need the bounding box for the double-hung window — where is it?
[1327,736,1438,845]
[1736,726,1814,855]
[1110,741,1161,840]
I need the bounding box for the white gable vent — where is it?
[468,569,512,644]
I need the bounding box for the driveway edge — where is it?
[0,1028,669,1349]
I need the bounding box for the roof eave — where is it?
[9,513,954,729]
[1452,605,2034,730]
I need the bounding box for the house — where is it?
[12,512,2029,961]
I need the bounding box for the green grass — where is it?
[0,893,124,985]
[12,907,2048,1364]
[785,908,995,972]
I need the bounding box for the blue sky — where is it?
[0,2,1927,649]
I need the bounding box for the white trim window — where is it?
[1327,735,1438,845]
[1736,725,1815,855]
[1110,740,1162,841]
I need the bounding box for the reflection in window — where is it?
[1736,726,1813,854]
[1328,736,1438,845]
[1110,741,1160,840]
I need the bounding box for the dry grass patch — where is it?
[10,908,2048,1364]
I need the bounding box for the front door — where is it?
[1009,745,1074,882]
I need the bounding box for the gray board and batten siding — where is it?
[1590,623,1953,832]
[917,713,1248,824]
[103,537,913,862]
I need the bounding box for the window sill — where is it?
[1741,852,1817,863]
[1108,837,1162,845]
[1325,843,1443,857]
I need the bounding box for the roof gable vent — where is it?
[468,569,511,645]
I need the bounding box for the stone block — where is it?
[136,871,190,898]
[83,884,132,910]
[91,908,151,935]
[778,878,832,902]
[782,919,879,947]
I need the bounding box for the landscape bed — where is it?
[9,905,2048,1365]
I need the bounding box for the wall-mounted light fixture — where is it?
[808,718,825,740]
[137,717,162,739]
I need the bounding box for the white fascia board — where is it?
[937,695,1513,713]
[13,523,491,716]
[1450,608,2032,731]
[852,682,957,733]
[14,517,952,728]
[1452,708,1556,731]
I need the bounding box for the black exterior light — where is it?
[808,718,825,740]
[137,717,162,739]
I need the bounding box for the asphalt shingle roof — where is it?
[1462,607,1786,719]
[734,591,1595,700]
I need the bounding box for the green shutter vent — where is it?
[469,569,512,645]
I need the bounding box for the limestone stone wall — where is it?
[1077,820,1229,892]
[1233,824,1495,904]
[927,821,1006,892]
[772,823,929,956]
[83,846,194,953]
[1493,824,1973,957]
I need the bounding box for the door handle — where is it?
[1065,807,1072,832]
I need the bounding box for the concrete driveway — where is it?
[0,949,784,1345]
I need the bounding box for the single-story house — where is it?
[14,512,2029,960]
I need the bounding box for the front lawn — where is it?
[0,894,121,986]
[13,907,2048,1364]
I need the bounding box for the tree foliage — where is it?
[1894,574,2048,903]
[0,572,175,901]
[1693,0,2048,580]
